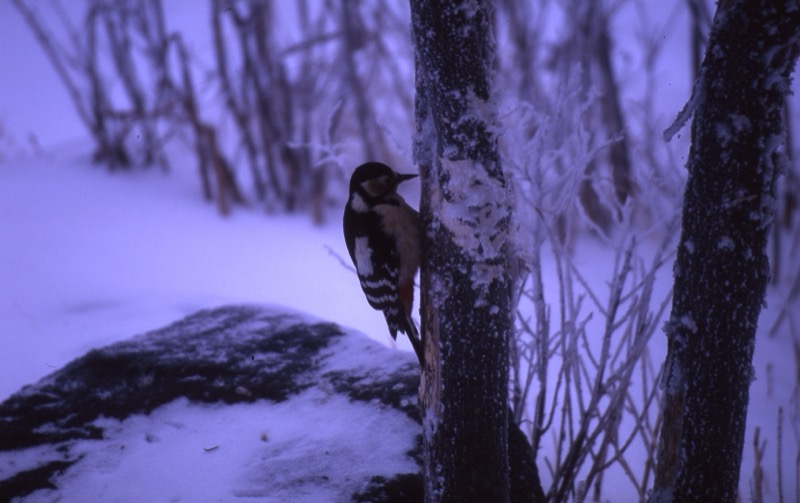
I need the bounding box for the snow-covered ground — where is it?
[40,394,417,502]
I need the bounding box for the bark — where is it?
[411,2,541,502]
[651,1,800,501]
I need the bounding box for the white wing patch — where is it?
[354,236,374,276]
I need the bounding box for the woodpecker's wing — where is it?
[343,206,400,310]
[343,204,409,338]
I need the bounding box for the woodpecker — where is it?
[343,162,423,365]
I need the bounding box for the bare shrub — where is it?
[504,69,677,501]
[11,0,414,218]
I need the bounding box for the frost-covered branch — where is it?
[505,58,677,500]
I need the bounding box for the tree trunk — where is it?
[411,1,513,501]
[651,1,800,501]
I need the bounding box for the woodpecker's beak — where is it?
[395,173,418,186]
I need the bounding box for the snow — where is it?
[6,392,418,502]
[718,235,735,251]
[679,314,698,333]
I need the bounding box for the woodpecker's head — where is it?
[348,162,417,207]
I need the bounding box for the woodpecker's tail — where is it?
[386,309,423,366]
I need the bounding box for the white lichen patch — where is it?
[717,236,735,251]
[679,314,698,334]
[438,157,511,301]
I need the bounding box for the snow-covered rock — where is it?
[0,305,544,502]
[0,306,423,502]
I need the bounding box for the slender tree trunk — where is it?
[411,1,513,501]
[651,1,800,501]
[341,0,376,161]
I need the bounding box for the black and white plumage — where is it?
[343,162,423,365]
